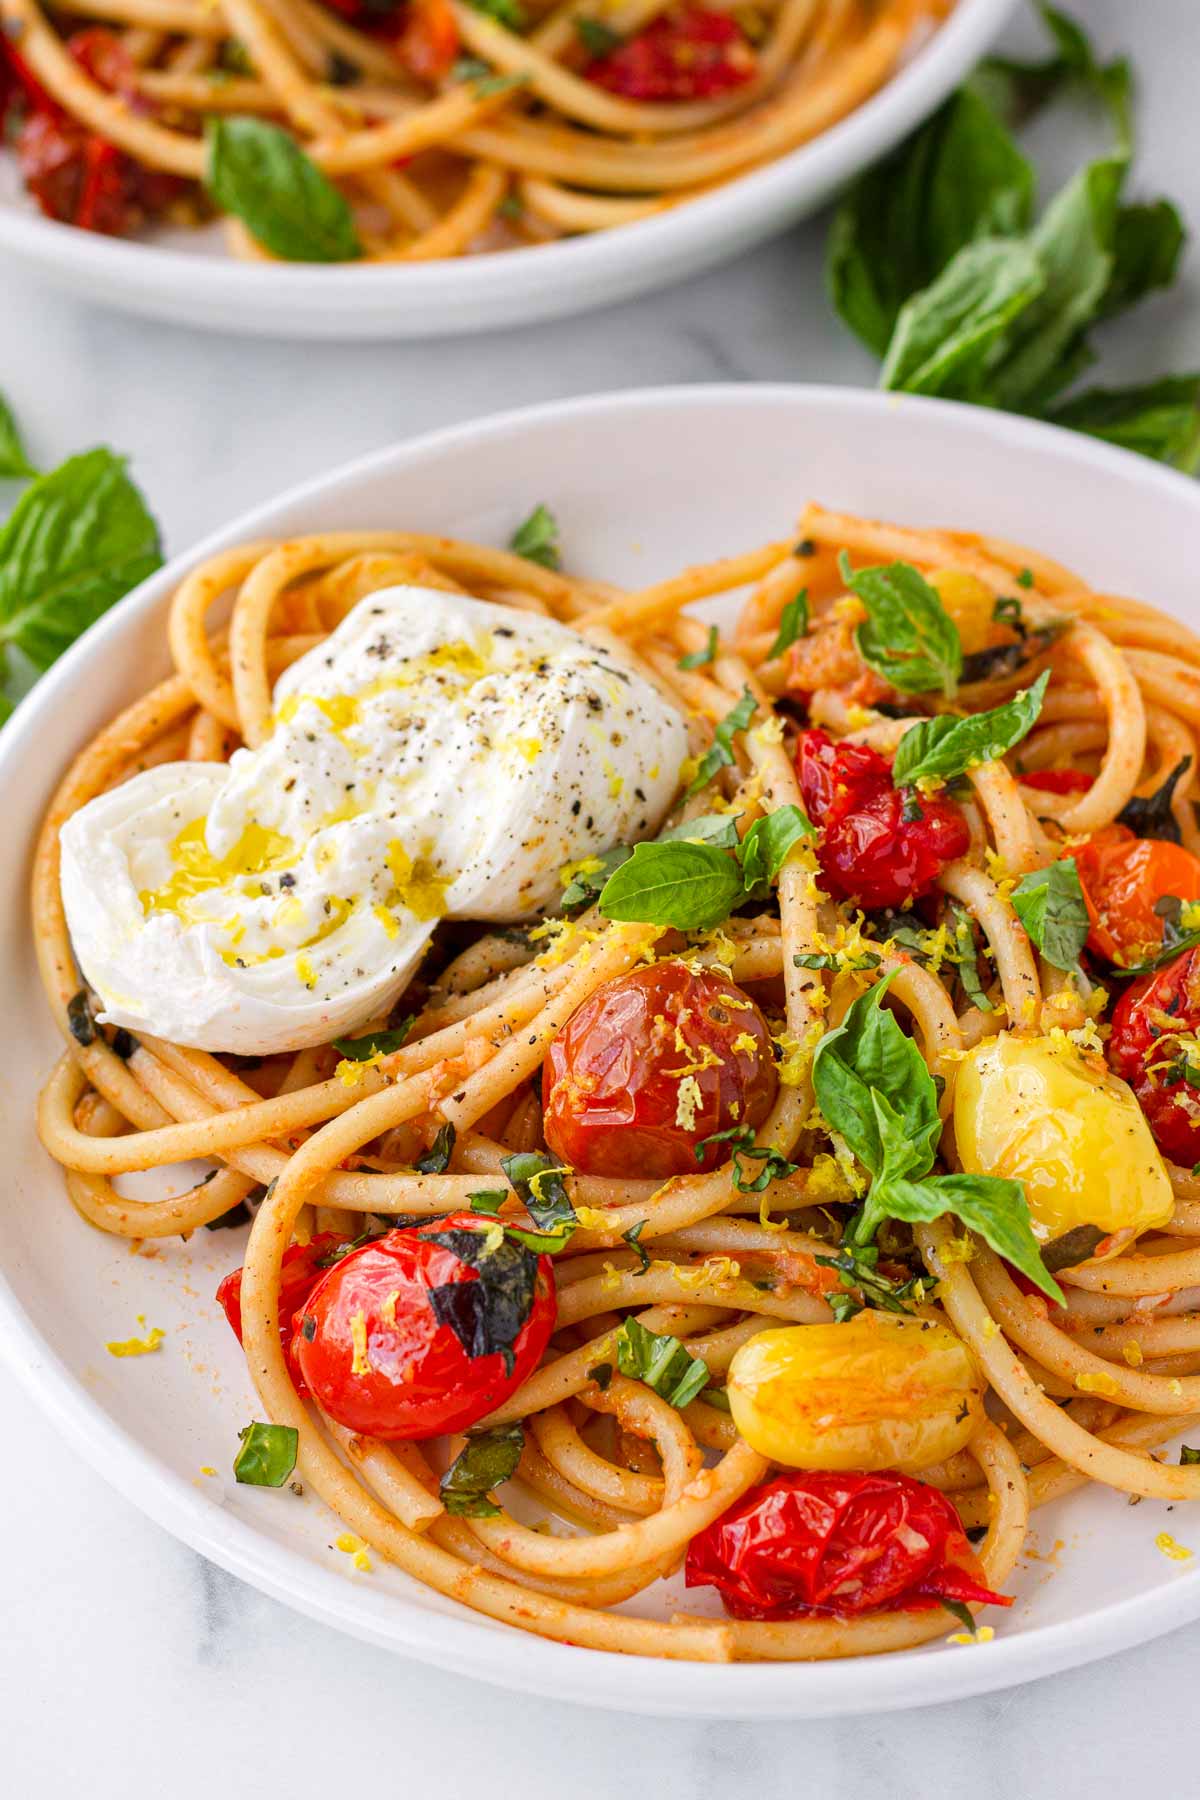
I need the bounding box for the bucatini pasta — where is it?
[31,501,1200,1662]
[0,0,947,258]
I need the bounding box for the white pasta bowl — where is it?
[0,0,1013,339]
[3,385,1200,1717]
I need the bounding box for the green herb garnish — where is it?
[233,1421,299,1487]
[891,671,1049,787]
[509,503,560,569]
[1010,858,1089,971]
[614,1317,709,1409]
[439,1422,525,1518]
[205,118,361,262]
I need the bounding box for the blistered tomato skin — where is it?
[291,1216,556,1440]
[794,728,970,910]
[542,961,778,1179]
[1109,948,1200,1167]
[1074,826,1200,964]
[727,1315,983,1475]
[217,1231,345,1396]
[686,1469,1011,1621]
[954,1031,1174,1243]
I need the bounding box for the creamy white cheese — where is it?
[60,586,687,1054]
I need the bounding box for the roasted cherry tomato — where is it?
[1073,824,1200,965]
[1021,768,1094,795]
[398,0,459,79]
[5,29,180,234]
[291,1215,556,1440]
[1109,947,1200,1167]
[217,1231,346,1396]
[686,1469,1012,1621]
[584,6,755,101]
[794,727,970,910]
[542,960,778,1179]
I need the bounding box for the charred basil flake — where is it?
[203,1199,253,1231]
[109,1026,136,1059]
[1116,754,1192,843]
[439,1422,525,1518]
[588,1361,613,1391]
[233,1421,298,1487]
[67,989,96,1046]
[333,1018,414,1060]
[425,1230,539,1375]
[1180,1445,1200,1465]
[1041,1222,1106,1273]
[416,1122,456,1174]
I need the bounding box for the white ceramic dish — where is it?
[4,385,1200,1718]
[0,0,1013,339]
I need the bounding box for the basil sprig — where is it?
[598,803,813,930]
[891,671,1049,786]
[508,503,561,570]
[233,1421,299,1487]
[686,686,757,796]
[612,1317,709,1409]
[812,978,1062,1301]
[439,1422,525,1518]
[1010,858,1089,970]
[839,553,962,697]
[205,118,362,262]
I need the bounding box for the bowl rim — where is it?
[5,381,1200,1717]
[0,0,1014,335]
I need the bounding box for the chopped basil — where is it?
[941,1597,978,1636]
[794,949,883,972]
[813,1245,929,1320]
[1010,858,1089,971]
[686,686,757,797]
[67,989,96,1047]
[891,671,1049,787]
[469,0,527,27]
[678,625,719,670]
[439,1422,525,1517]
[1180,1445,1200,1466]
[695,1125,797,1194]
[415,1122,456,1174]
[451,56,492,81]
[501,1151,576,1237]
[468,1189,507,1216]
[1109,895,1200,978]
[1041,1222,1105,1273]
[205,118,361,262]
[424,1225,539,1374]
[203,1199,253,1231]
[1115,754,1192,843]
[588,1361,613,1391]
[333,1017,414,1060]
[561,842,632,914]
[948,903,994,1013]
[839,553,962,698]
[699,1385,731,1412]
[233,1421,299,1487]
[0,391,36,480]
[562,814,739,914]
[508,503,560,569]
[614,1317,709,1409]
[959,623,1062,688]
[622,1220,651,1273]
[766,589,809,660]
[574,14,621,54]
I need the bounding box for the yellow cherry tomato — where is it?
[953,1030,1174,1245]
[928,569,996,656]
[727,1313,983,1474]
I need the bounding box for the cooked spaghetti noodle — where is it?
[31,503,1200,1662]
[0,0,947,256]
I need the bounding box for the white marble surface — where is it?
[3,2,1200,1791]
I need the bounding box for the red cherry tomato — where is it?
[585,7,755,101]
[217,1231,346,1396]
[1109,947,1200,1166]
[542,960,778,1180]
[398,0,459,80]
[794,727,970,910]
[1073,825,1200,965]
[686,1470,1012,1621]
[1021,769,1094,795]
[292,1215,556,1440]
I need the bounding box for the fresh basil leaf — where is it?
[866,1168,1064,1304]
[469,0,527,27]
[941,1597,979,1635]
[615,1317,709,1409]
[562,816,739,914]
[738,804,815,889]
[205,118,361,262]
[501,1151,576,1236]
[561,842,632,913]
[332,1018,414,1060]
[415,1122,456,1174]
[813,1246,929,1317]
[233,1421,299,1487]
[827,89,1034,357]
[508,503,560,569]
[0,393,36,480]
[767,589,809,660]
[574,13,620,53]
[1114,755,1192,842]
[793,949,882,972]
[812,975,941,1179]
[880,235,1046,400]
[439,1422,525,1518]
[686,686,757,797]
[840,554,962,698]
[658,813,743,851]
[699,1385,731,1412]
[678,625,718,670]
[468,1189,507,1216]
[424,1226,539,1373]
[1049,375,1200,473]
[0,449,161,672]
[974,3,1131,148]
[891,671,1050,786]
[598,839,742,931]
[1100,199,1186,321]
[1010,858,1089,971]
[948,903,994,1013]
